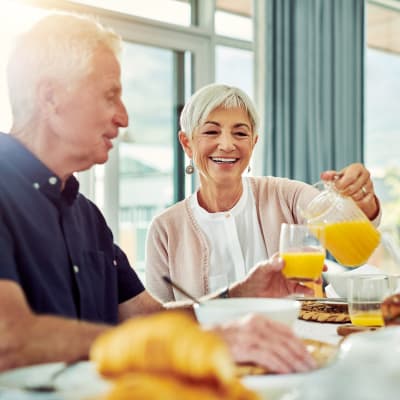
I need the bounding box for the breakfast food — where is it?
[336,324,381,337]
[90,311,260,400]
[299,301,350,323]
[105,372,259,400]
[381,293,400,326]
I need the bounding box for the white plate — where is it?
[0,361,110,399]
[242,369,323,400]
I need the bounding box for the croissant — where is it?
[90,311,235,386]
[104,372,260,400]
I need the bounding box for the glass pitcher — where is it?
[301,181,380,267]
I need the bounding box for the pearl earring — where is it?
[185,159,194,175]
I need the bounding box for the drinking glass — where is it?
[347,274,391,327]
[279,223,325,282]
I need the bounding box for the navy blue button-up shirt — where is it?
[0,133,144,324]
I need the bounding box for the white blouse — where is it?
[189,178,268,293]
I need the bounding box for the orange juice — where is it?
[310,220,380,267]
[350,312,384,327]
[281,252,325,281]
[304,281,324,297]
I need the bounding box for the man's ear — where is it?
[37,80,60,116]
[178,131,193,158]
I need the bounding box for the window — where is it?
[1,0,255,281]
[117,43,191,276]
[0,2,48,132]
[69,0,192,26]
[215,0,253,41]
[365,1,400,271]
[215,46,254,99]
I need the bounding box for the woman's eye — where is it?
[203,130,218,135]
[235,131,250,137]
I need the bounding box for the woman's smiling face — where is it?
[182,106,257,185]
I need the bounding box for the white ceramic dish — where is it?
[194,297,300,327]
[0,361,109,399]
[323,264,382,298]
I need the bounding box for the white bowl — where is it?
[194,298,300,327]
[323,264,383,298]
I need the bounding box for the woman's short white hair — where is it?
[179,83,259,138]
[7,12,121,132]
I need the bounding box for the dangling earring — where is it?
[247,165,251,173]
[185,159,194,175]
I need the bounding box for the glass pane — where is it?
[70,0,191,26]
[214,11,253,41]
[0,1,48,133]
[215,46,254,99]
[118,42,188,280]
[215,0,253,41]
[365,3,400,272]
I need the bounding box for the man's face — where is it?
[49,46,128,169]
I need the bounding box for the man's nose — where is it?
[114,100,129,127]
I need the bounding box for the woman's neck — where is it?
[197,179,244,213]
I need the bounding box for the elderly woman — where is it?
[145,84,380,302]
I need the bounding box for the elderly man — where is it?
[0,12,315,373]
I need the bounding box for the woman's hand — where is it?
[213,314,316,374]
[320,162,379,220]
[229,257,319,298]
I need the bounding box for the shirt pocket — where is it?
[209,273,228,293]
[79,250,118,324]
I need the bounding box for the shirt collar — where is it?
[0,132,79,206]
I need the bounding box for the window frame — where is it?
[17,0,257,239]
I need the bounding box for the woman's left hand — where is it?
[320,162,380,220]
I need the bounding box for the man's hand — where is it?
[321,162,379,220]
[229,257,316,298]
[213,314,316,374]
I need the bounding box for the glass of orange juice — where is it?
[279,223,325,282]
[347,274,391,327]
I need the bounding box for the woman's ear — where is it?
[252,134,259,148]
[178,131,193,158]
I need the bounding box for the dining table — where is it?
[0,319,398,400]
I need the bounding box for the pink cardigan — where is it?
[145,176,319,302]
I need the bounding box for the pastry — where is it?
[105,372,260,400]
[90,311,235,386]
[90,311,260,400]
[299,301,350,323]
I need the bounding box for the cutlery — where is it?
[22,362,77,393]
[162,276,202,305]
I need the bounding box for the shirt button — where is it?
[33,182,40,189]
[73,265,79,274]
[113,259,118,267]
[48,176,58,185]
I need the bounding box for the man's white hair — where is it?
[7,12,121,132]
[179,83,259,138]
